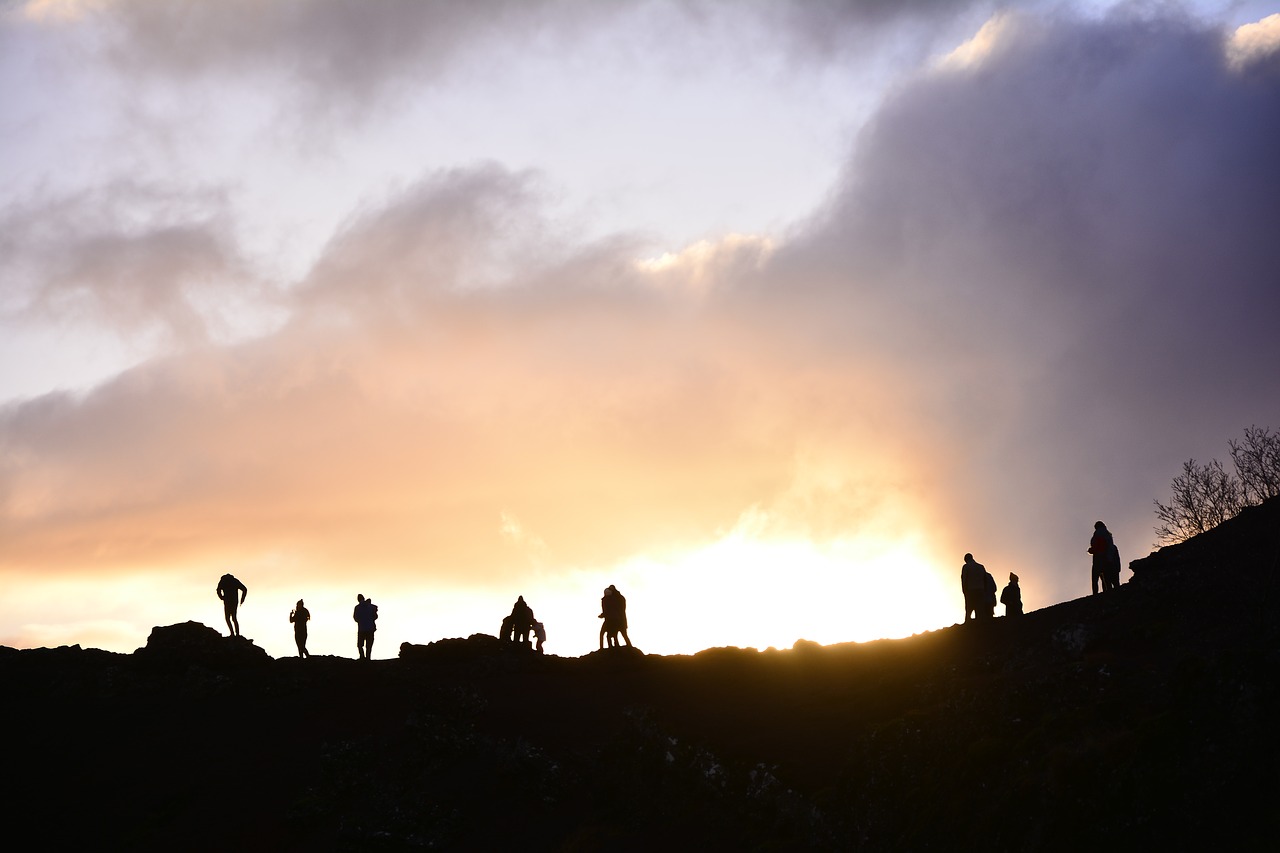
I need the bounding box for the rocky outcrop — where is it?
[135,620,272,668]
[398,632,544,673]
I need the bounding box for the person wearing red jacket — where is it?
[1089,521,1121,593]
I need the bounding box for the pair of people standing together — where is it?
[289,594,377,659]
[1089,521,1122,594]
[961,554,1022,621]
[598,584,631,648]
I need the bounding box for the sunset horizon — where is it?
[3,1,1279,661]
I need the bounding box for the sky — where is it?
[2,0,1279,659]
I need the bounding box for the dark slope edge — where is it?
[3,498,1278,852]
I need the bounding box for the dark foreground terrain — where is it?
[4,499,1279,851]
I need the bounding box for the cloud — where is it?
[1227,12,1280,69]
[936,11,1017,71]
[16,0,99,24]
[3,5,1278,628]
[753,0,1010,60]
[779,7,1280,580]
[14,0,1006,114]
[64,0,635,113]
[0,182,257,345]
[0,164,893,586]
[634,234,775,299]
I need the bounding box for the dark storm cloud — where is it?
[749,0,1014,56]
[766,8,1280,588]
[93,0,628,102]
[80,0,1005,106]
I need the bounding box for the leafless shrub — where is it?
[1154,426,1280,544]
[1228,425,1280,505]
[1154,458,1243,545]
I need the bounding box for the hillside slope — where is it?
[4,498,1278,851]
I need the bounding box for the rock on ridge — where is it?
[136,620,272,667]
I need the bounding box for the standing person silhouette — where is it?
[960,554,985,623]
[216,573,247,637]
[598,586,614,648]
[1089,521,1120,593]
[1000,574,1023,617]
[982,566,997,619]
[353,594,378,660]
[509,596,534,646]
[599,584,632,648]
[532,617,546,653]
[289,599,310,658]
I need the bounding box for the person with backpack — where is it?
[353,594,379,660]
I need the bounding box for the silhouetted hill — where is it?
[4,498,1279,851]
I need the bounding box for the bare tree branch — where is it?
[1154,457,1243,545]
[1229,425,1280,506]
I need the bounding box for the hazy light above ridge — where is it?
[2,1,1279,658]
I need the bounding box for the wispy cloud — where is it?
[2,182,252,344]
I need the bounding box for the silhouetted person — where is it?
[353,594,378,660]
[598,589,609,648]
[960,554,985,623]
[1107,536,1122,590]
[1000,573,1023,617]
[532,618,546,653]
[599,584,632,648]
[216,573,247,637]
[500,615,514,642]
[509,596,534,646]
[290,599,310,658]
[983,567,997,619]
[1089,521,1121,593]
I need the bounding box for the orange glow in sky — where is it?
[4,2,1277,659]
[0,526,961,659]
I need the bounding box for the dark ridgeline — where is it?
[4,496,1280,851]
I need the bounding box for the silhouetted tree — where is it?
[1155,458,1242,545]
[1155,426,1280,545]
[1228,425,1280,506]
